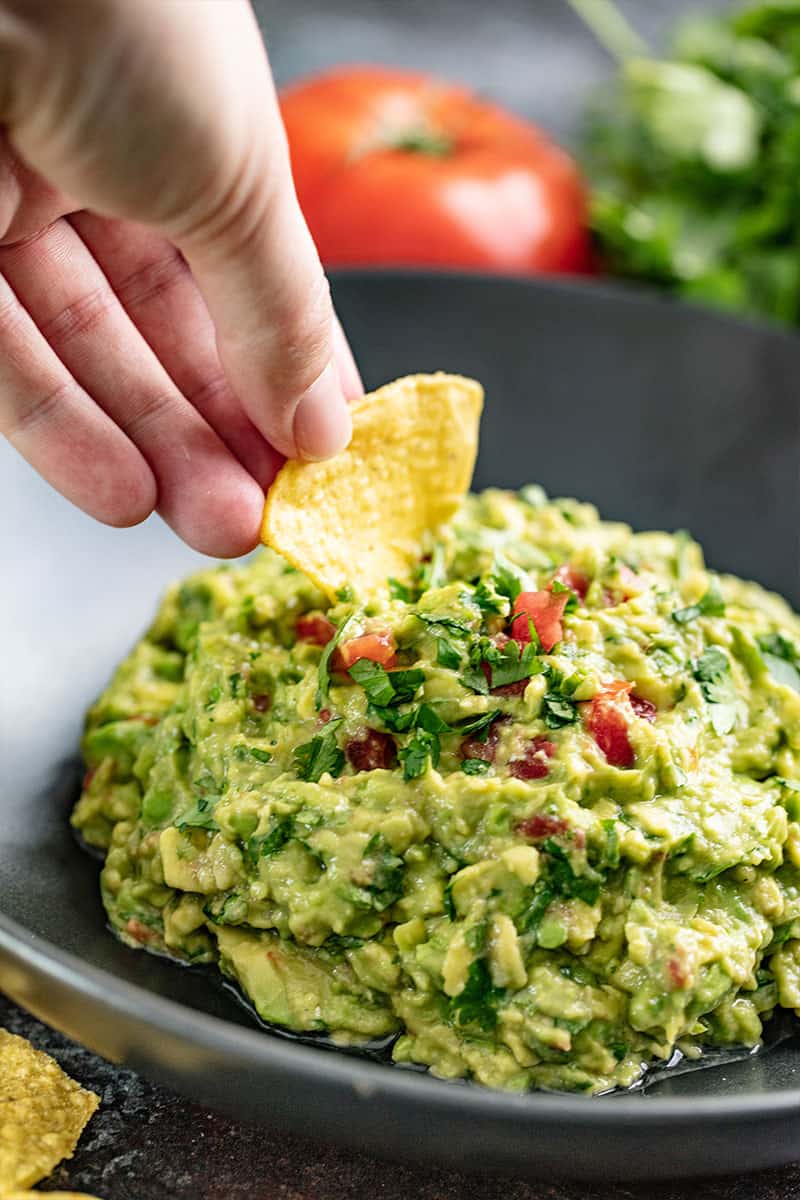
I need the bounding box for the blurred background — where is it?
[255,0,726,143]
[253,0,800,328]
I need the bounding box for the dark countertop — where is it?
[7,2,798,1196]
[5,988,800,1199]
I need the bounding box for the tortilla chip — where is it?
[0,1029,99,1192]
[261,373,483,600]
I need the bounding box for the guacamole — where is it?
[72,488,800,1094]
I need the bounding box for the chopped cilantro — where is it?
[758,633,800,693]
[249,747,272,764]
[347,658,396,706]
[541,839,604,905]
[176,804,219,832]
[228,672,243,698]
[601,818,620,869]
[417,544,447,593]
[491,553,528,603]
[542,693,579,729]
[246,816,294,864]
[673,576,725,625]
[399,729,440,780]
[293,722,345,782]
[472,578,508,615]
[450,958,504,1031]
[693,647,738,735]
[388,577,415,602]
[443,880,456,919]
[205,683,221,708]
[415,613,472,636]
[316,616,351,709]
[436,637,462,669]
[461,758,491,775]
[551,578,580,613]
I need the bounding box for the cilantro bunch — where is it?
[576,0,800,324]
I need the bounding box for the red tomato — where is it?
[346,730,397,771]
[509,736,556,781]
[295,613,336,646]
[552,564,589,601]
[585,682,657,769]
[280,67,591,274]
[517,811,568,839]
[511,590,568,652]
[335,631,398,670]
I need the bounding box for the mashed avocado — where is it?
[72,488,800,1093]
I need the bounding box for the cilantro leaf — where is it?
[367,703,417,733]
[347,658,396,706]
[491,554,528,603]
[388,577,415,602]
[388,668,427,703]
[293,723,345,782]
[758,633,800,693]
[316,616,350,709]
[249,747,272,764]
[449,957,504,1031]
[461,758,491,775]
[417,544,447,593]
[436,637,462,669]
[414,613,472,636]
[672,576,725,625]
[176,806,219,832]
[246,816,293,864]
[693,647,738,735]
[472,579,508,615]
[542,693,578,729]
[541,838,603,905]
[399,729,440,780]
[551,578,580,614]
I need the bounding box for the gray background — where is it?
[6,1,797,1197]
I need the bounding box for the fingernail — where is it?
[333,314,364,401]
[293,360,353,460]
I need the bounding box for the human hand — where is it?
[0,0,360,556]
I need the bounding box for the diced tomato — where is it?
[511,589,568,652]
[493,678,528,697]
[517,811,568,839]
[667,955,688,990]
[509,736,556,780]
[346,729,396,771]
[251,693,271,713]
[296,612,336,646]
[630,694,657,723]
[553,564,588,601]
[585,684,633,768]
[334,630,398,671]
[461,716,509,763]
[318,707,333,724]
[125,918,156,945]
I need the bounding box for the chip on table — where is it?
[261,372,483,600]
[0,1028,99,1193]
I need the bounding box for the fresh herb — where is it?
[443,880,456,920]
[362,834,405,910]
[436,637,462,669]
[472,579,508,615]
[249,747,272,764]
[347,658,397,706]
[542,693,579,729]
[228,672,243,698]
[491,554,528,604]
[449,957,504,1032]
[316,616,349,709]
[246,816,294,864]
[388,577,415,602]
[367,704,417,734]
[399,729,440,780]
[601,817,621,869]
[576,0,800,326]
[417,544,447,593]
[461,758,491,775]
[693,647,738,735]
[293,722,345,782]
[415,613,472,636]
[758,633,800,693]
[551,578,580,614]
[205,683,222,709]
[517,886,556,935]
[542,838,604,905]
[673,577,725,625]
[461,635,541,694]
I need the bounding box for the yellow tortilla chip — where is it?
[262,373,483,600]
[0,1029,99,1193]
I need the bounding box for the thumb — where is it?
[0,0,356,460]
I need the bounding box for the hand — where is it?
[0,0,360,556]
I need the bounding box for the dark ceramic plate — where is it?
[2,272,800,1182]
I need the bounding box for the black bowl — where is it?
[2,272,800,1182]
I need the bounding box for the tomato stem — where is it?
[386,127,453,157]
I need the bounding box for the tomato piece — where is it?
[460,715,509,763]
[296,612,336,646]
[251,693,271,713]
[552,564,589,601]
[509,735,556,780]
[280,68,591,276]
[335,631,398,670]
[517,811,568,839]
[585,685,634,768]
[346,730,397,771]
[511,589,568,652]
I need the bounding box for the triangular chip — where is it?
[0,1029,99,1192]
[261,373,483,600]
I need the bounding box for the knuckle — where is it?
[39,286,113,348]
[117,389,177,443]
[114,249,190,311]
[1,377,76,441]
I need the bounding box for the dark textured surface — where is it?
[4,989,800,1199]
[5,1,800,1196]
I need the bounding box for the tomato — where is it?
[280,67,591,274]
[517,811,568,839]
[295,612,336,646]
[335,630,398,670]
[553,564,589,601]
[346,730,397,771]
[509,736,556,781]
[584,682,657,768]
[511,589,568,652]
